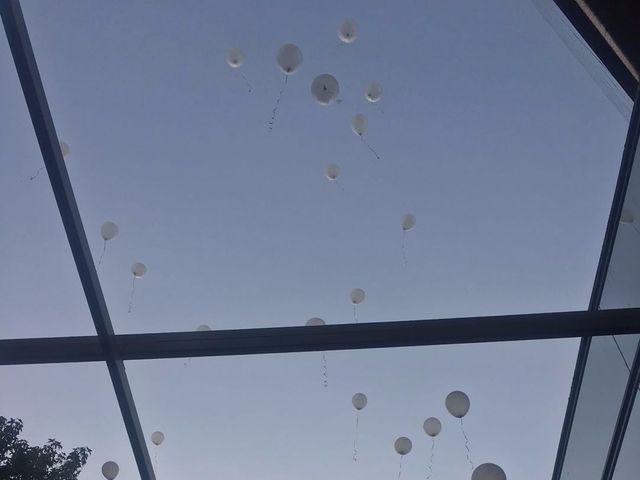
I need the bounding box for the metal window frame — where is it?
[1,1,639,479]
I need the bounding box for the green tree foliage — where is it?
[0,417,91,480]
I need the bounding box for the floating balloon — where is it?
[351,113,368,136]
[128,263,147,314]
[60,141,70,158]
[424,418,441,480]
[277,43,303,75]
[226,48,244,68]
[196,324,211,331]
[325,163,340,181]
[350,288,365,305]
[306,317,326,326]
[472,463,507,480]
[394,437,412,455]
[97,221,119,267]
[446,391,470,418]
[101,461,119,480]
[365,82,383,103]
[402,214,416,231]
[311,74,340,105]
[352,392,367,461]
[226,48,252,92]
[621,208,634,224]
[352,392,367,410]
[338,19,357,43]
[151,431,165,446]
[423,417,441,437]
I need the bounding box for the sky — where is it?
[0,0,632,479]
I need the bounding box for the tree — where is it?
[0,416,91,480]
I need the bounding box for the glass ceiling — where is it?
[1,0,639,480]
[14,0,627,336]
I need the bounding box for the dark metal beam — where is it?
[601,338,640,480]
[552,83,640,480]
[2,309,640,365]
[0,2,155,479]
[552,0,637,98]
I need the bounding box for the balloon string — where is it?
[397,455,404,480]
[353,410,360,462]
[426,438,434,480]
[360,136,381,160]
[154,449,158,477]
[460,418,474,471]
[353,304,358,324]
[240,72,253,93]
[268,75,288,132]
[97,240,107,267]
[322,351,328,388]
[184,357,192,368]
[29,165,44,181]
[128,277,136,314]
[401,232,408,267]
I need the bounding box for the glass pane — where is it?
[127,340,577,479]
[0,29,92,339]
[17,0,628,333]
[0,362,139,479]
[612,361,640,480]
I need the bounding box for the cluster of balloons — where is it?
[101,431,165,480]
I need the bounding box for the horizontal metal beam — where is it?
[2,308,640,365]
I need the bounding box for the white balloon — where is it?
[306,317,326,326]
[472,463,507,480]
[101,221,119,241]
[277,44,303,75]
[402,214,416,231]
[101,461,119,480]
[351,113,368,136]
[338,19,357,43]
[151,431,165,446]
[350,288,366,305]
[352,392,367,410]
[131,262,147,278]
[394,436,412,455]
[621,208,634,224]
[196,324,211,331]
[311,74,340,106]
[59,141,70,158]
[365,82,383,103]
[423,417,442,437]
[446,391,470,418]
[226,48,245,68]
[325,163,340,181]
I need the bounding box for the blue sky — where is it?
[0,0,631,479]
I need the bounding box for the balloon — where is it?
[351,113,368,136]
[59,141,70,158]
[226,48,245,68]
[352,392,367,410]
[350,288,366,305]
[338,19,357,43]
[311,74,340,105]
[365,82,383,103]
[196,324,211,331]
[131,262,147,278]
[151,431,165,446]
[306,317,326,326]
[394,437,412,455]
[277,44,303,75]
[621,208,634,224]
[101,461,119,480]
[423,417,442,437]
[472,463,507,480]
[325,163,340,181]
[101,221,119,241]
[402,214,416,231]
[445,391,470,418]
